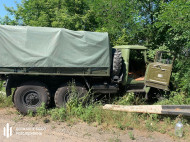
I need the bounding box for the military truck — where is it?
[0,25,173,114]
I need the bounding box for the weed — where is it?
[116,92,145,105]
[159,127,167,134]
[83,132,91,137]
[145,120,157,132]
[27,110,34,117]
[30,120,38,126]
[49,107,66,121]
[0,94,13,107]
[128,131,135,140]
[117,122,126,130]
[117,93,135,105]
[94,106,103,124]
[149,114,159,122]
[155,91,190,105]
[80,105,95,123]
[36,103,47,117]
[13,116,22,123]
[108,136,121,142]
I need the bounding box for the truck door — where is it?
[145,51,173,90]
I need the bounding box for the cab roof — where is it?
[113,45,147,50]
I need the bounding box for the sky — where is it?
[0,0,21,18]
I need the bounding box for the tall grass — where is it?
[0,81,13,108]
[33,84,190,139]
[0,94,13,108]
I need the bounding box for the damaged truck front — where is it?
[0,25,173,114]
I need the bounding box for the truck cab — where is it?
[114,45,173,94]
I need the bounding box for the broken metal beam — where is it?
[103,104,190,116]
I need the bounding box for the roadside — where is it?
[0,107,187,142]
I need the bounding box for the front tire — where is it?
[14,81,50,114]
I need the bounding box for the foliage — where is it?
[128,131,135,140]
[117,93,136,105]
[0,81,13,107]
[88,0,142,45]
[49,107,66,121]
[36,102,47,117]
[0,94,13,108]
[155,91,190,105]
[154,0,190,95]
[117,93,145,105]
[2,0,98,31]
[117,121,127,130]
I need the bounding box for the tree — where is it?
[87,0,145,46]
[154,0,190,94]
[5,0,98,31]
[0,16,16,25]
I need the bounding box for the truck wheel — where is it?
[54,84,87,108]
[112,49,122,76]
[14,81,50,114]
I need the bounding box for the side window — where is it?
[155,51,173,64]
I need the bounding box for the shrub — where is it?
[49,107,66,121]
[116,92,145,105]
[36,103,47,117]
[155,91,190,105]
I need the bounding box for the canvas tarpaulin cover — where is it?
[0,25,110,68]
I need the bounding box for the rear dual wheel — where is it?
[13,81,87,114]
[54,84,87,108]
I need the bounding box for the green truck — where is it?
[0,25,173,114]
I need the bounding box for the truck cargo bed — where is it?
[0,25,111,76]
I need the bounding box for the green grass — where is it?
[0,93,13,108]
[128,131,135,140]
[31,100,190,140]
[0,81,14,108]
[155,91,190,105]
[108,136,121,142]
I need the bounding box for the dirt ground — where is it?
[0,108,186,142]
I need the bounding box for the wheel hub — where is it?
[23,91,40,107]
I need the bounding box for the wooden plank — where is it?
[103,104,190,116]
